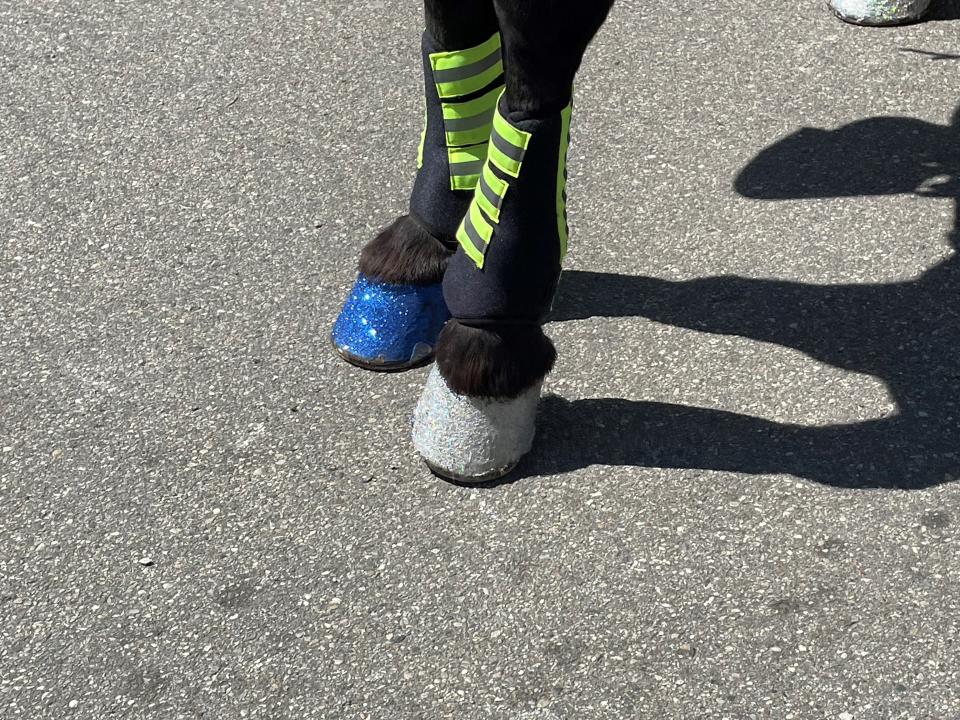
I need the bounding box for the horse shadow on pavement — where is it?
[526,102,960,489]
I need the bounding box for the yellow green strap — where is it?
[488,102,531,178]
[492,103,532,152]
[448,143,487,191]
[441,84,501,148]
[453,98,575,269]
[427,37,505,190]
[430,33,503,100]
[456,201,494,268]
[417,105,427,170]
[556,102,572,260]
[475,162,508,223]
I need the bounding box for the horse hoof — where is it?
[331,274,450,371]
[828,0,930,25]
[412,365,541,483]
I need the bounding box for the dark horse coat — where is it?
[357,0,616,397]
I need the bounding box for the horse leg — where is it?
[413,0,616,481]
[331,0,500,370]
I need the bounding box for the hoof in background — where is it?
[828,0,930,25]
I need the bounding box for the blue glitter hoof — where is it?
[331,274,450,371]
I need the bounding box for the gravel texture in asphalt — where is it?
[2,0,960,718]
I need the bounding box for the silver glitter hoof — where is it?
[828,0,930,25]
[412,366,542,484]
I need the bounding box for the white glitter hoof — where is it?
[828,0,930,25]
[412,366,541,483]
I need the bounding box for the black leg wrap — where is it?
[442,98,569,325]
[358,215,452,286]
[435,3,612,392]
[353,29,505,287]
[409,32,503,240]
[436,88,571,398]
[435,319,556,399]
[412,2,613,478]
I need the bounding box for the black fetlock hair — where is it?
[435,319,556,399]
[358,215,453,286]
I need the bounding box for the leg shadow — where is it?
[534,266,960,490]
[515,396,958,489]
[530,107,960,490]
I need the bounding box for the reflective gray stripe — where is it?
[432,48,502,84]
[450,159,484,177]
[478,172,501,211]
[444,108,496,132]
[462,212,487,256]
[491,130,525,162]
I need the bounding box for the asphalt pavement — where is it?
[2,0,960,718]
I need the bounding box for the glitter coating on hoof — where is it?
[828,0,930,25]
[412,366,541,483]
[332,274,450,371]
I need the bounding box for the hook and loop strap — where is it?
[455,96,530,269]
[441,84,502,149]
[429,33,503,100]
[488,103,532,178]
[456,95,574,270]
[456,197,496,268]
[447,143,488,191]
[428,33,505,190]
[475,162,508,224]
[556,102,572,261]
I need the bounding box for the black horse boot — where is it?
[413,92,573,481]
[332,30,504,370]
